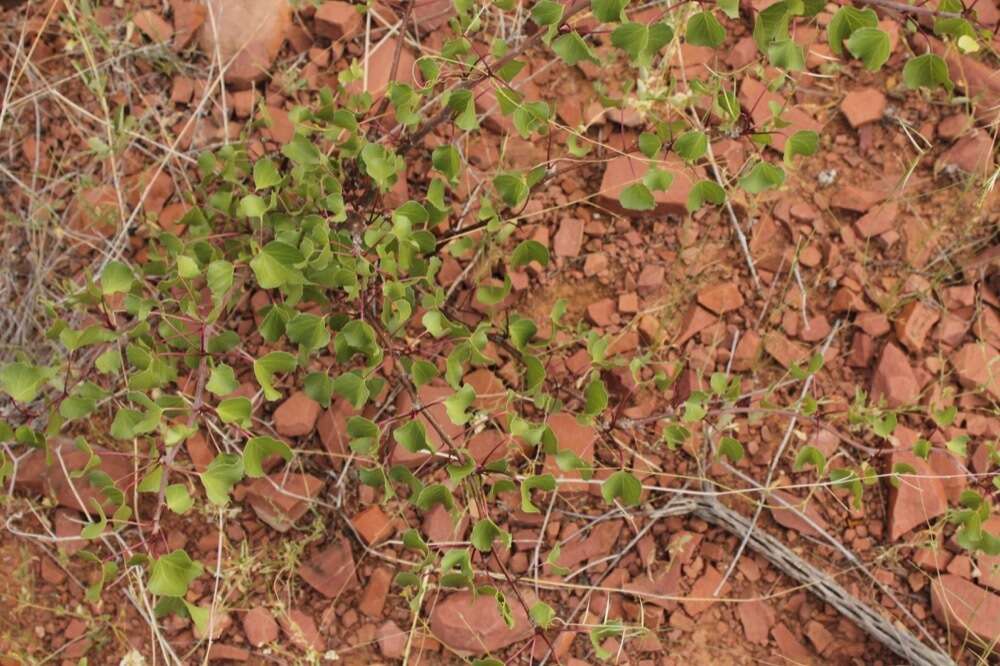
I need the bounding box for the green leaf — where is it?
[794,445,826,475]
[101,261,134,294]
[282,134,321,164]
[531,0,564,26]
[530,601,556,629]
[903,54,953,91]
[471,518,512,552]
[673,130,707,162]
[638,132,662,158]
[250,241,305,290]
[332,371,369,409]
[521,474,556,513]
[719,0,739,19]
[476,276,512,306]
[619,183,655,211]
[686,11,725,48]
[286,313,330,352]
[148,549,203,597]
[206,364,238,397]
[686,180,726,212]
[360,143,404,191]
[783,130,819,163]
[216,397,251,426]
[591,0,629,23]
[394,419,433,454]
[165,484,194,514]
[253,158,281,189]
[493,172,529,208]
[871,412,897,439]
[932,405,957,428]
[414,484,454,511]
[584,376,608,416]
[432,145,461,183]
[511,239,550,268]
[827,5,878,55]
[206,260,234,297]
[253,351,297,401]
[244,436,293,477]
[846,27,890,71]
[0,362,56,403]
[718,436,744,463]
[913,438,932,460]
[601,470,642,506]
[753,1,791,51]
[611,22,674,66]
[739,161,785,193]
[199,453,244,506]
[552,32,598,65]
[946,434,969,458]
[767,38,805,71]
[445,384,476,425]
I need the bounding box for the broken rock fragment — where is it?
[198,0,290,88]
[246,473,323,531]
[429,590,533,655]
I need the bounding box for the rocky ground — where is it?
[0,0,998,664]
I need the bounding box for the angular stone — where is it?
[696,283,744,315]
[198,0,290,88]
[314,1,362,40]
[15,440,133,513]
[739,77,821,151]
[346,36,417,98]
[854,201,897,238]
[682,565,729,616]
[279,609,323,652]
[543,413,597,491]
[840,88,886,128]
[737,599,774,645]
[951,342,1000,400]
[359,566,393,617]
[870,343,920,408]
[888,449,948,541]
[246,473,323,532]
[676,304,716,346]
[352,505,393,545]
[598,153,695,217]
[763,331,809,369]
[134,10,173,43]
[298,536,357,598]
[769,490,828,538]
[377,620,407,658]
[429,590,533,655]
[553,218,584,257]
[273,390,321,437]
[894,301,940,352]
[242,606,279,647]
[930,574,1000,645]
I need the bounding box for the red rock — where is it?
[929,448,967,503]
[429,590,533,654]
[856,312,890,337]
[805,620,834,655]
[352,505,393,545]
[829,286,869,312]
[314,1,361,40]
[377,620,407,658]
[70,185,118,242]
[170,75,194,104]
[799,314,831,343]
[298,536,357,598]
[583,252,608,276]
[769,490,828,538]
[888,449,948,541]
[317,399,357,469]
[54,509,85,554]
[197,0,290,88]
[171,0,206,50]
[930,574,1000,644]
[831,185,884,213]
[15,440,133,513]
[242,606,279,647]
[207,644,249,661]
[696,283,744,314]
[272,391,321,437]
[346,36,417,98]
[763,331,809,369]
[245,473,324,532]
[951,342,1000,400]
[618,292,639,314]
[840,88,886,128]
[937,130,995,175]
[914,544,952,572]
[938,114,973,139]
[637,264,665,293]
[682,565,729,616]
[731,331,762,371]
[553,218,584,257]
[726,37,757,69]
[737,599,774,645]
[359,566,393,617]
[848,332,875,368]
[586,298,616,327]
[771,623,813,662]
[134,10,173,43]
[543,413,597,490]
[894,301,940,352]
[854,201,897,237]
[870,343,920,408]
[676,304,716,345]
[738,77,821,151]
[598,153,695,217]
[279,609,323,652]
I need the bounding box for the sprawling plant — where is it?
[1,0,996,657]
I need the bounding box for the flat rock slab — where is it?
[598,153,696,217]
[430,589,533,655]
